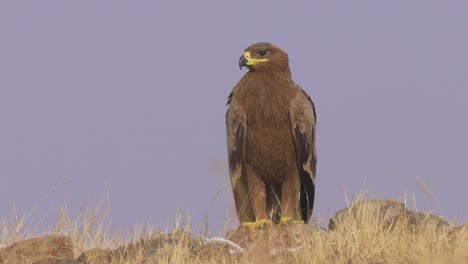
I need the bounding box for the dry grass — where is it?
[323,202,468,263]
[1,193,467,264]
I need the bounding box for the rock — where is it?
[190,243,230,261]
[49,259,82,264]
[328,199,449,233]
[113,230,189,262]
[77,248,113,264]
[346,258,385,264]
[226,223,326,263]
[0,235,74,264]
[405,211,449,229]
[329,199,406,230]
[448,224,468,245]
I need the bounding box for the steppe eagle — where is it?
[226,42,317,227]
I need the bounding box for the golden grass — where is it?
[1,193,467,264]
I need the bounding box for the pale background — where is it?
[1,1,467,234]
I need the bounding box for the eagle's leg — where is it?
[279,169,301,225]
[242,165,271,228]
[266,185,282,224]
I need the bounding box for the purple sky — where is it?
[1,1,467,234]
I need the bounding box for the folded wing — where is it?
[289,87,317,222]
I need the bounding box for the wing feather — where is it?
[289,87,317,222]
[226,93,254,222]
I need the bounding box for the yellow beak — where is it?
[239,51,268,69]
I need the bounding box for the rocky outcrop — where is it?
[328,199,449,231]
[223,224,327,263]
[448,224,468,244]
[329,199,406,230]
[112,230,188,263]
[77,248,113,264]
[0,236,74,264]
[0,199,465,263]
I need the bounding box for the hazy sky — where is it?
[1,1,467,234]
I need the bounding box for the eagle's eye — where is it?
[258,50,267,56]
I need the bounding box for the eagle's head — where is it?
[239,42,289,72]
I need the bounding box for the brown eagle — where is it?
[226,42,317,227]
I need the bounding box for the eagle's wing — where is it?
[289,87,317,223]
[226,93,255,222]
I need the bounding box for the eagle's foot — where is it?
[279,217,292,225]
[280,217,304,225]
[242,219,272,229]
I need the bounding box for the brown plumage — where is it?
[226,42,317,226]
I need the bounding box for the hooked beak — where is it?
[239,54,248,69]
[238,51,268,70]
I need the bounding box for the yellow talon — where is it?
[242,222,255,228]
[242,219,272,229]
[280,217,304,225]
[280,217,292,225]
